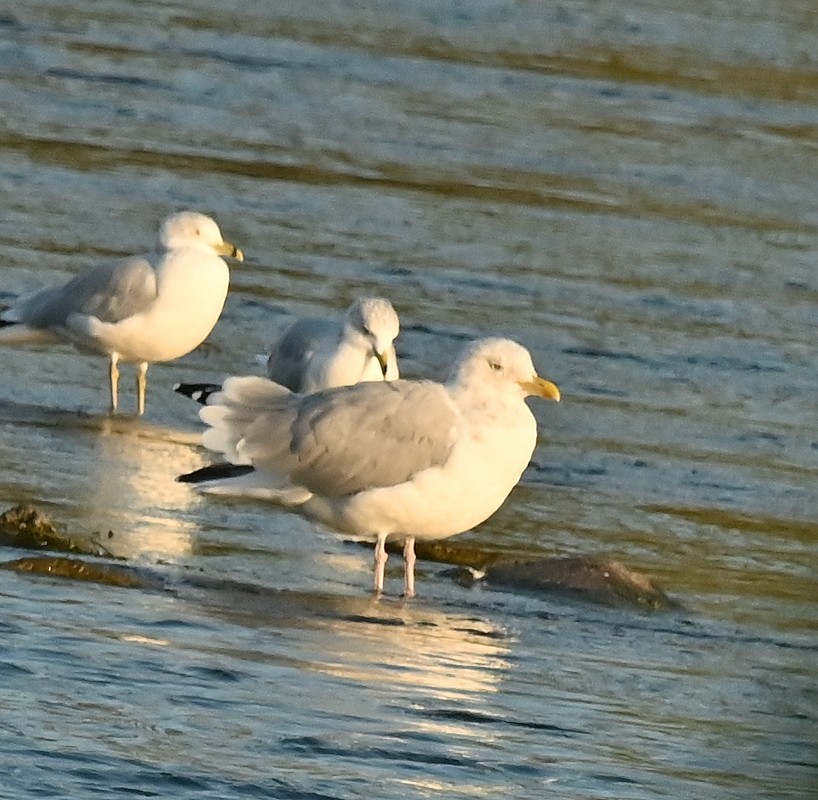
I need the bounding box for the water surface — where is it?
[0,2,816,798]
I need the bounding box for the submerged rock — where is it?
[0,504,142,589]
[0,503,113,557]
[0,556,150,589]
[0,504,673,609]
[413,540,674,610]
[481,556,674,610]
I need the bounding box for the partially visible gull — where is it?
[0,211,243,415]
[174,296,400,404]
[179,337,560,597]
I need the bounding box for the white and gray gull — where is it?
[178,337,560,597]
[174,296,400,404]
[0,211,243,415]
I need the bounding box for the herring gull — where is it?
[174,296,400,404]
[178,337,560,597]
[0,211,243,415]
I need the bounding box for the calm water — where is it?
[0,1,816,798]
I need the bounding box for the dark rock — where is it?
[482,556,675,610]
[0,556,149,589]
[410,540,674,610]
[412,539,500,569]
[0,503,113,556]
[0,504,673,609]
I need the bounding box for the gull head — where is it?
[159,211,244,262]
[346,297,400,377]
[450,337,561,401]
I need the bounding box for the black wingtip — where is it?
[173,382,223,405]
[177,463,255,483]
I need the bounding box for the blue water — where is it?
[0,1,816,798]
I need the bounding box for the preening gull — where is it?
[174,296,400,404]
[179,337,560,597]
[0,211,243,415]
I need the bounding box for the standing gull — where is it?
[0,211,243,415]
[174,296,400,404]
[179,337,560,597]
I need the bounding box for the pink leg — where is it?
[373,533,388,595]
[108,354,120,413]
[136,361,148,416]
[403,536,416,599]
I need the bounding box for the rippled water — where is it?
[1,2,816,798]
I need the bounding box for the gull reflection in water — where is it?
[193,585,513,797]
[191,576,512,706]
[79,416,201,562]
[319,600,510,701]
[310,600,513,798]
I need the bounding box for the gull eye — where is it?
[488,360,502,372]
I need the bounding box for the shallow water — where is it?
[0,1,816,798]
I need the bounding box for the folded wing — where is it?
[202,378,459,498]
